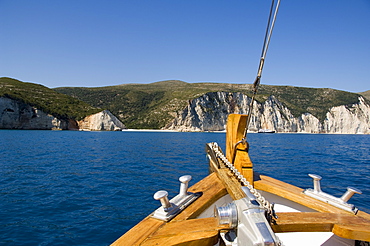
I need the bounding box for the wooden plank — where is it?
[273,212,368,232]
[173,172,227,221]
[333,224,370,242]
[272,212,370,241]
[225,114,247,161]
[356,210,370,221]
[208,152,246,200]
[255,174,370,241]
[111,217,165,246]
[225,114,253,185]
[142,217,228,246]
[254,174,352,214]
[111,172,227,245]
[272,212,334,232]
[143,230,218,246]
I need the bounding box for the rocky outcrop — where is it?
[77,110,126,131]
[323,97,370,134]
[164,92,370,134]
[0,97,69,130]
[0,97,126,131]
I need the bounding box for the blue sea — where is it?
[0,130,369,245]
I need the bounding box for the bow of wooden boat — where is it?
[111,114,370,245]
[111,175,370,245]
[111,173,370,245]
[111,172,229,246]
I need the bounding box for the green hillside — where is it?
[0,77,101,120]
[54,80,365,129]
[360,90,370,101]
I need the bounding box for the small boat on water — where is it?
[258,129,276,133]
[111,1,370,245]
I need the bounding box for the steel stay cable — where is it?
[243,0,281,140]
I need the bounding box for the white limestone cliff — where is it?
[78,110,126,131]
[0,97,69,130]
[0,97,126,131]
[164,92,370,134]
[324,97,370,134]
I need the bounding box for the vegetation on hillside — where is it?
[257,85,363,122]
[0,77,101,120]
[55,80,365,129]
[360,90,370,101]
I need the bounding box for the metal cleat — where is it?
[153,190,172,211]
[303,174,362,214]
[340,187,362,203]
[152,175,200,221]
[179,175,192,197]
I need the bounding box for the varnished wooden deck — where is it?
[111,114,370,245]
[112,171,370,245]
[111,173,229,246]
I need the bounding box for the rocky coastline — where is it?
[1,91,369,133]
[164,92,370,134]
[0,97,126,131]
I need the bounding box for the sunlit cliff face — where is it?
[165,92,370,134]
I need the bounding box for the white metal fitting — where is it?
[340,187,362,203]
[153,190,172,211]
[214,202,238,228]
[304,174,362,214]
[179,175,192,197]
[152,175,200,221]
[308,173,322,193]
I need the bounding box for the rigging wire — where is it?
[231,0,281,164]
[243,0,281,140]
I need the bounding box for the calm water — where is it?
[0,130,369,245]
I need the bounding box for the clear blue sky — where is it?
[1,0,369,92]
